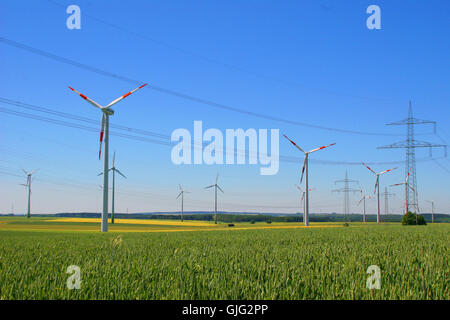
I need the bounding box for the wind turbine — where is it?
[205,174,224,224]
[358,189,372,223]
[177,185,190,222]
[98,151,126,224]
[390,170,414,216]
[20,169,37,218]
[362,163,397,224]
[68,83,147,232]
[426,200,435,223]
[283,135,336,226]
[294,184,314,222]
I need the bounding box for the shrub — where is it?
[402,212,427,225]
[266,220,272,224]
[416,214,427,225]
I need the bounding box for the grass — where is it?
[0,217,448,299]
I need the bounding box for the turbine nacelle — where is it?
[102,108,114,116]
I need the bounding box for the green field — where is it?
[0,217,448,299]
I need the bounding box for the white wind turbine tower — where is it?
[358,189,372,223]
[390,170,414,216]
[20,169,38,219]
[69,83,147,232]
[283,135,336,226]
[98,151,126,224]
[294,184,315,222]
[362,163,397,224]
[177,185,190,222]
[205,174,224,224]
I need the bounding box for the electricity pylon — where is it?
[332,171,359,222]
[381,187,395,215]
[378,101,446,213]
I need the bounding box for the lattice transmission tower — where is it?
[381,187,395,215]
[332,171,359,221]
[378,101,447,213]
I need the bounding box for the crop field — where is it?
[0,217,448,300]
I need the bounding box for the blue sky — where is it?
[0,0,449,215]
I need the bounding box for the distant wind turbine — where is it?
[362,163,397,223]
[358,189,372,223]
[205,174,224,224]
[68,83,147,232]
[390,169,414,216]
[294,184,315,222]
[177,185,190,222]
[283,134,336,226]
[20,169,38,218]
[99,151,126,224]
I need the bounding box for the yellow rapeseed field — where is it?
[49,217,215,227]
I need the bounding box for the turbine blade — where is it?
[116,169,126,178]
[408,185,415,192]
[309,142,336,153]
[215,173,219,184]
[358,197,364,205]
[99,113,106,160]
[300,156,307,183]
[113,151,116,167]
[379,167,398,175]
[294,184,302,191]
[390,183,403,187]
[405,170,411,183]
[204,185,214,189]
[176,192,182,199]
[282,134,305,153]
[301,193,305,201]
[217,185,224,193]
[374,179,378,194]
[98,172,103,176]
[362,162,376,174]
[105,83,148,108]
[21,168,28,175]
[68,86,103,109]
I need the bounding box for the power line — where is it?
[0,36,403,137]
[0,97,169,140]
[0,98,443,166]
[0,106,172,146]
